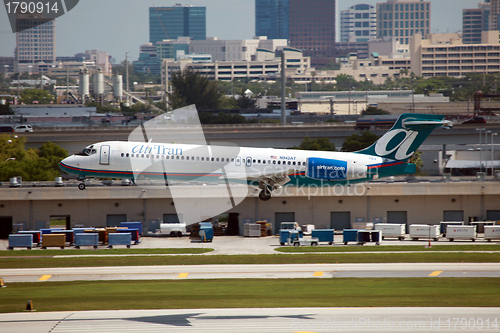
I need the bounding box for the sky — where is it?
[0,0,481,63]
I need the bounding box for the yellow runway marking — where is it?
[429,271,443,277]
[39,275,52,281]
[313,271,324,277]
[178,273,189,279]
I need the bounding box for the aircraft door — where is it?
[100,145,110,165]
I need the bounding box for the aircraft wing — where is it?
[220,169,296,189]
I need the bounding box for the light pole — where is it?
[411,76,415,113]
[492,133,498,176]
[477,128,486,173]
[487,130,491,174]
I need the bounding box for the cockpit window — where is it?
[76,148,91,156]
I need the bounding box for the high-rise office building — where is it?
[255,0,289,40]
[376,0,431,45]
[463,2,490,44]
[149,5,206,44]
[490,0,500,30]
[340,4,377,42]
[15,15,56,72]
[289,0,336,57]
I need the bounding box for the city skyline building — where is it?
[15,15,56,73]
[289,0,337,58]
[255,0,289,40]
[463,2,490,44]
[376,0,431,45]
[149,5,206,45]
[490,0,500,30]
[340,3,377,42]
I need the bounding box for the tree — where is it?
[0,135,68,181]
[169,68,224,110]
[361,106,390,115]
[341,131,380,152]
[20,88,55,104]
[410,151,424,174]
[293,137,336,151]
[233,88,256,109]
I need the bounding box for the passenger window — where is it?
[157,155,160,159]
[121,153,124,157]
[176,156,180,160]
[293,162,296,166]
[288,161,291,165]
[141,154,144,158]
[258,159,261,163]
[278,161,281,165]
[273,160,276,164]
[146,154,149,158]
[253,159,256,163]
[298,162,301,166]
[231,158,235,162]
[216,158,220,162]
[126,153,129,157]
[201,157,204,161]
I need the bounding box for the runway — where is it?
[2,263,500,283]
[1,307,499,333]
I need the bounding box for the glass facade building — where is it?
[255,0,289,40]
[149,5,206,44]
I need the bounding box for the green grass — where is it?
[1,278,499,313]
[275,244,500,253]
[0,248,213,257]
[1,252,500,269]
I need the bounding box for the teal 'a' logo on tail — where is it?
[356,113,447,161]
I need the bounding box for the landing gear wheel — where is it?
[78,183,86,190]
[258,188,272,201]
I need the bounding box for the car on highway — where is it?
[462,116,486,124]
[14,125,33,132]
[0,126,14,132]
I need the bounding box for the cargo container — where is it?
[199,222,214,242]
[117,229,140,244]
[120,222,143,236]
[446,225,477,242]
[74,233,99,249]
[357,230,382,245]
[244,223,261,237]
[439,221,463,236]
[8,234,33,250]
[108,233,132,249]
[409,225,440,241]
[42,234,66,249]
[343,229,360,245]
[311,229,334,245]
[374,224,405,240]
[484,226,500,242]
[18,231,42,246]
[279,229,302,245]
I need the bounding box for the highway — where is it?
[2,263,500,282]
[1,307,499,333]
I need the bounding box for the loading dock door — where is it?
[330,212,351,230]
[0,216,13,239]
[100,145,110,165]
[274,212,295,234]
[443,210,464,222]
[387,211,408,229]
[486,210,500,221]
[106,214,127,227]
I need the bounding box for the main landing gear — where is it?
[258,186,272,201]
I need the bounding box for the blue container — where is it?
[40,229,53,235]
[311,229,335,244]
[279,230,302,245]
[440,221,463,234]
[8,234,33,249]
[74,233,99,248]
[120,222,143,236]
[200,225,214,242]
[18,231,42,245]
[117,228,140,244]
[108,233,132,248]
[52,230,75,244]
[343,229,359,245]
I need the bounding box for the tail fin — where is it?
[356,113,446,161]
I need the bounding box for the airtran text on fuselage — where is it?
[132,144,183,156]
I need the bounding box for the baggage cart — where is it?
[74,233,99,249]
[117,228,140,244]
[409,225,440,241]
[42,234,66,249]
[374,223,405,240]
[439,221,463,236]
[311,229,334,245]
[484,226,500,242]
[343,229,359,245]
[108,233,132,249]
[8,234,33,250]
[279,229,302,245]
[199,223,214,242]
[51,230,75,244]
[119,222,143,236]
[446,225,477,242]
[357,230,382,245]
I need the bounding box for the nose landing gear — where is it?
[78,183,86,190]
[258,186,272,201]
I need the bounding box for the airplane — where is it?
[59,113,448,201]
